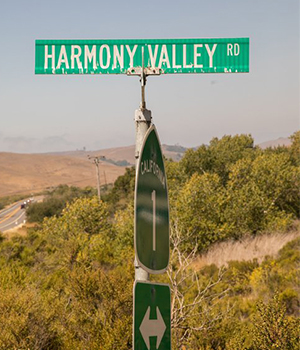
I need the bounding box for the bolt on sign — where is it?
[134,281,171,350]
[35,38,249,75]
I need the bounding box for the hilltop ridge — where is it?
[0,144,187,197]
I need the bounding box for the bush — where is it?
[26,185,97,223]
[252,293,300,350]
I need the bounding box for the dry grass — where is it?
[195,230,300,268]
[0,145,182,197]
[0,152,126,197]
[3,223,36,239]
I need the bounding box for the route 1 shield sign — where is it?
[135,125,169,274]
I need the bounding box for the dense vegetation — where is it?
[26,185,97,223]
[0,131,299,349]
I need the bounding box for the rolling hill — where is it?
[0,152,124,197]
[0,144,187,197]
[2,135,293,198]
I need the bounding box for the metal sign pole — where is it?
[129,55,168,349]
[134,48,151,281]
[134,103,151,281]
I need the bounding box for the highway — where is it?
[0,199,31,232]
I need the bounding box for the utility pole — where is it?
[103,170,107,188]
[87,155,106,201]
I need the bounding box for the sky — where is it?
[0,0,299,153]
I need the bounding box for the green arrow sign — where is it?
[35,38,249,74]
[134,281,171,350]
[135,125,169,274]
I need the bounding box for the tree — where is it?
[289,130,300,166]
[112,200,135,264]
[102,166,135,212]
[174,173,231,251]
[209,134,256,183]
[251,153,299,216]
[224,153,298,235]
[181,145,213,177]
[180,134,256,185]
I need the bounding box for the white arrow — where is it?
[139,306,166,350]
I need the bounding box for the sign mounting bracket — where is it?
[126,46,161,111]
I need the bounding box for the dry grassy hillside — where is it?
[0,143,186,197]
[0,152,125,197]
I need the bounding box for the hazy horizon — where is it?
[0,133,295,155]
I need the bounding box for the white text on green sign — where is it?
[35,38,249,74]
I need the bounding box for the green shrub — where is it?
[26,185,97,223]
[252,293,300,350]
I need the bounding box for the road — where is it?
[0,199,32,232]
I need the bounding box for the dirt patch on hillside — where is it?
[195,231,300,268]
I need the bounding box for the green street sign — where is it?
[35,38,249,75]
[135,125,169,274]
[134,281,171,350]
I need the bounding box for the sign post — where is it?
[35,37,250,349]
[134,103,152,281]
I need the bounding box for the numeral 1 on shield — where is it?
[151,190,156,251]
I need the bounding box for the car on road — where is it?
[20,198,34,209]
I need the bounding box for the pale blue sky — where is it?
[0,0,299,153]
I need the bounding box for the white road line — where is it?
[0,201,24,217]
[0,211,26,231]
